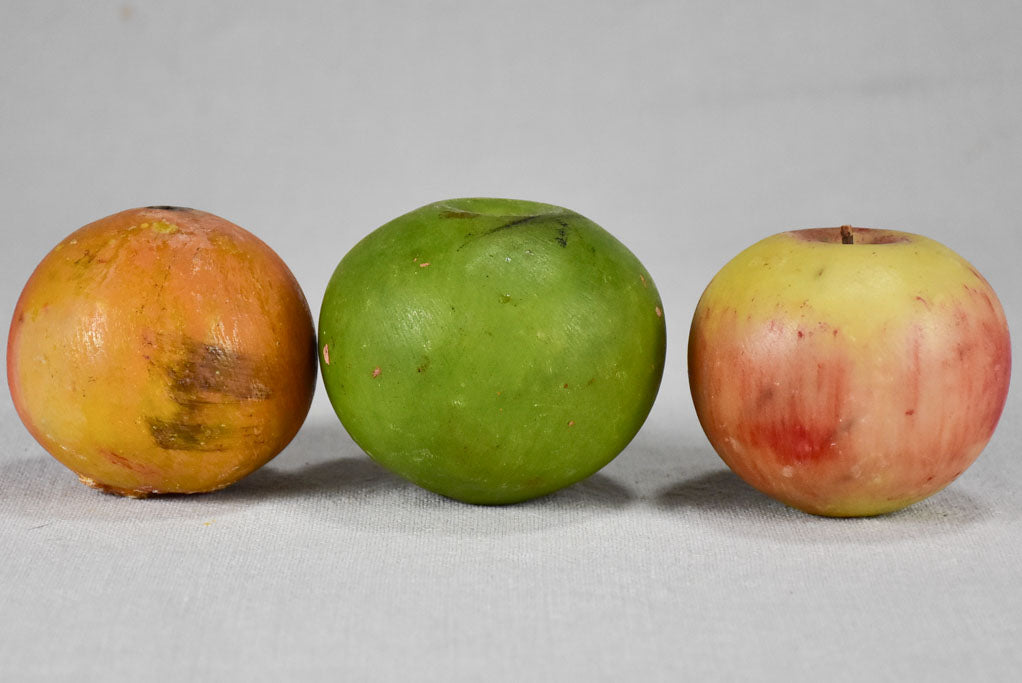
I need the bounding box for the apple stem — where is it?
[840,225,854,244]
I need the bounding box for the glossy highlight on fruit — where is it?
[689,226,1011,517]
[319,198,667,504]
[7,206,317,496]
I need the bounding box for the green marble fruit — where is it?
[319,198,666,504]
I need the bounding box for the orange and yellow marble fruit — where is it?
[7,206,316,496]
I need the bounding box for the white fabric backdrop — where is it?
[2,1,1020,680]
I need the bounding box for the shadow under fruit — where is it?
[7,206,317,496]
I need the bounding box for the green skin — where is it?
[319,198,667,504]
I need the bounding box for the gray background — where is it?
[2,1,1020,680]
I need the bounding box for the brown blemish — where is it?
[73,250,96,268]
[563,383,569,388]
[166,341,270,403]
[417,357,430,373]
[147,418,229,451]
[147,339,271,451]
[78,475,154,498]
[905,409,915,416]
[792,227,910,245]
[640,274,647,288]
[869,234,911,244]
[372,366,382,378]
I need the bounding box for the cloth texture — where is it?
[1,1,1020,680]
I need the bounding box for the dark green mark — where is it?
[457,214,570,251]
[439,209,479,219]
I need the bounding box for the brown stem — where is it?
[840,225,854,244]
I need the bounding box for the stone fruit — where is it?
[319,198,666,504]
[689,226,1010,516]
[7,206,317,496]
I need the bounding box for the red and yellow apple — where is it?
[688,226,1010,517]
[7,206,317,496]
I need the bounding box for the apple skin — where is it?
[319,198,666,504]
[7,207,317,496]
[688,227,1010,517]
